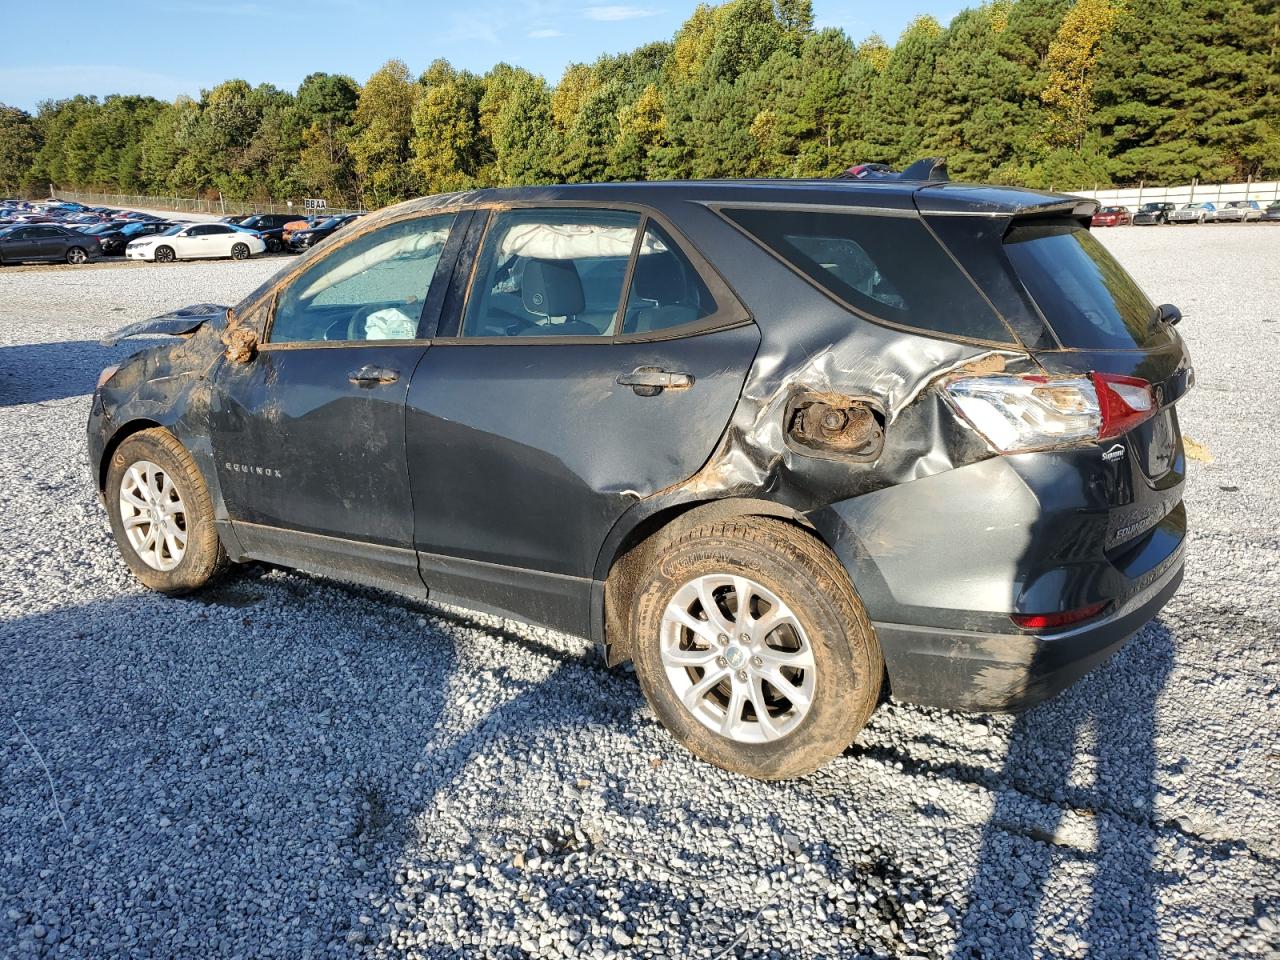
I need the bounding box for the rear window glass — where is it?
[1003,221,1157,350]
[722,207,1013,344]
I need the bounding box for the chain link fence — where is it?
[54,189,367,218]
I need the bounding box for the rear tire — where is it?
[266,238,281,253]
[231,242,249,260]
[155,245,175,263]
[105,429,228,594]
[630,517,883,780]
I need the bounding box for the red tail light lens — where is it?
[1092,372,1157,440]
[1011,601,1109,631]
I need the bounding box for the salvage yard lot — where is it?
[2,226,1278,958]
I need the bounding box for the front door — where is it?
[405,207,759,633]
[211,211,462,591]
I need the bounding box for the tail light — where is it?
[1011,601,1109,631]
[943,373,1157,454]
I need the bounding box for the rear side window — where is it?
[1003,221,1156,350]
[622,222,716,334]
[722,207,1013,344]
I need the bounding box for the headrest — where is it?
[522,259,585,317]
[632,252,685,305]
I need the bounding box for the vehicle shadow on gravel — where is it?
[0,338,148,407]
[950,621,1176,959]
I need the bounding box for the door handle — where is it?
[348,364,400,385]
[616,366,694,396]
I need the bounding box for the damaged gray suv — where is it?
[89,170,1191,779]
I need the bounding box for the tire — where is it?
[105,428,228,595]
[266,238,281,253]
[231,242,250,260]
[66,246,88,265]
[155,245,175,263]
[630,517,883,780]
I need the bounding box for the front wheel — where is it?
[231,242,250,260]
[66,246,88,265]
[266,238,281,253]
[155,245,176,263]
[630,517,883,780]
[105,428,228,594]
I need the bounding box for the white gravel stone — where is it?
[0,224,1277,959]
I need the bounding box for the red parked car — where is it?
[1091,206,1131,227]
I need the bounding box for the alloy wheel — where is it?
[67,247,87,264]
[660,573,816,744]
[118,460,188,572]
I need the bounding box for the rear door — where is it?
[211,211,463,592]
[405,206,759,633]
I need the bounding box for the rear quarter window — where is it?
[721,207,1014,344]
[1003,221,1157,350]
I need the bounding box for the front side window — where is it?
[723,207,1013,343]
[462,209,641,338]
[270,214,455,344]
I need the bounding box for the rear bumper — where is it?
[873,554,1182,711]
[808,441,1186,712]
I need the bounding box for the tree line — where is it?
[1,0,1276,206]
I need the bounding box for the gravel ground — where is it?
[1,226,1278,959]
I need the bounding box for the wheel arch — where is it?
[594,496,821,666]
[97,417,164,491]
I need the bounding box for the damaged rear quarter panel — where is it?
[596,199,1036,576]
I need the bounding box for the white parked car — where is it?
[125,223,267,263]
[1210,200,1263,223]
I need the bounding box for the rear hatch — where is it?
[999,217,1190,564]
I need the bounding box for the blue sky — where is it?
[0,0,966,112]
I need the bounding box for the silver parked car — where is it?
[1168,202,1215,224]
[1262,201,1280,223]
[1211,200,1263,223]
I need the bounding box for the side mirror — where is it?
[1157,303,1182,326]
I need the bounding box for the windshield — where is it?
[1100,207,1122,213]
[1004,220,1158,350]
[315,217,342,229]
[159,225,184,237]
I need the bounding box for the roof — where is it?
[381,178,1096,220]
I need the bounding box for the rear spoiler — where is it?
[835,157,949,182]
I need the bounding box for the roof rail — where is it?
[835,157,949,182]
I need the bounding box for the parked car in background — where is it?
[232,213,298,252]
[1091,206,1131,227]
[94,219,178,255]
[281,216,318,243]
[0,223,101,264]
[285,213,361,252]
[125,222,266,262]
[219,215,250,225]
[1262,201,1280,223]
[90,173,1192,779]
[1168,202,1214,224]
[1131,202,1176,225]
[1211,200,1262,223]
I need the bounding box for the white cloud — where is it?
[529,27,564,37]
[583,5,659,21]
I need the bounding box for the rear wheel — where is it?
[266,238,281,253]
[105,429,228,594]
[155,245,175,263]
[630,517,883,780]
[231,242,250,260]
[66,246,88,265]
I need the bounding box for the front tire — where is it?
[630,518,883,780]
[155,245,176,263]
[105,429,228,594]
[231,242,250,260]
[66,246,88,265]
[266,238,281,253]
